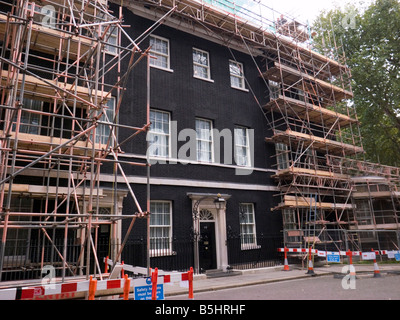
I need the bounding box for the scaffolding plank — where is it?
[267,129,364,156]
[0,70,107,107]
[3,183,103,197]
[262,61,353,100]
[1,131,107,156]
[264,95,357,127]
[0,14,93,61]
[275,195,354,210]
[273,167,350,180]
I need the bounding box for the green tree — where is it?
[312,0,400,166]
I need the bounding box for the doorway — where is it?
[199,222,217,272]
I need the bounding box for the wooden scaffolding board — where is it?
[275,195,354,210]
[267,129,364,156]
[1,131,108,156]
[261,61,353,101]
[264,95,358,128]
[0,70,108,108]
[0,13,93,61]
[273,167,350,180]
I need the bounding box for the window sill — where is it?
[150,65,174,73]
[241,244,261,251]
[193,75,214,83]
[231,85,249,92]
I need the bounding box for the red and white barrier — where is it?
[278,247,399,277]
[0,267,195,300]
[151,267,194,300]
[278,248,399,257]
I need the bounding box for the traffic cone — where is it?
[283,247,290,271]
[372,249,381,278]
[284,257,290,271]
[306,247,315,275]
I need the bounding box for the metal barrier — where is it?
[0,266,195,300]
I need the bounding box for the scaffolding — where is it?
[0,0,399,284]
[0,0,158,282]
[121,0,400,253]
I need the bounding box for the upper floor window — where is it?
[148,109,171,158]
[234,126,251,166]
[229,60,246,90]
[97,12,118,55]
[275,143,290,170]
[196,118,213,162]
[193,48,212,81]
[13,98,43,135]
[103,25,118,55]
[269,80,280,100]
[95,97,115,145]
[150,35,171,70]
[28,3,56,29]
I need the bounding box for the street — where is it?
[167,273,400,300]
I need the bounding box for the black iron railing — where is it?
[1,234,284,281]
[227,234,284,269]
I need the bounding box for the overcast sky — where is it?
[242,0,374,24]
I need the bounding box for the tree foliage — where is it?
[312,0,400,166]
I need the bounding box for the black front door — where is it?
[199,222,217,272]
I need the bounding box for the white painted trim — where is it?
[15,168,278,192]
[99,174,278,192]
[193,75,214,83]
[123,152,277,174]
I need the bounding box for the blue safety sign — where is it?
[134,277,164,300]
[327,253,340,263]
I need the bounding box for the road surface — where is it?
[167,273,400,300]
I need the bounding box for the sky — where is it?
[238,0,375,25]
[265,0,369,23]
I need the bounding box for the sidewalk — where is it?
[164,263,400,297]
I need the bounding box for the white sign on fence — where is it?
[361,252,376,260]
[317,251,326,257]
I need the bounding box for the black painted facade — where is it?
[105,4,283,270]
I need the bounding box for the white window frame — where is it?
[95,97,115,146]
[234,126,251,167]
[149,35,173,72]
[195,118,214,163]
[229,60,247,91]
[275,143,290,170]
[239,203,258,250]
[193,48,213,82]
[148,109,171,158]
[150,200,173,256]
[269,80,280,100]
[97,12,118,55]
[13,98,43,135]
[105,25,118,55]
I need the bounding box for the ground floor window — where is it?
[239,203,257,249]
[150,201,172,253]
